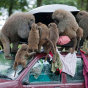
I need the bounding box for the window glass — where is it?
[0,51,30,80]
[67,57,84,82]
[29,57,61,83]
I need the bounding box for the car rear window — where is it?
[0,51,28,80]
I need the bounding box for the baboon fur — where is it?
[37,22,59,63]
[47,23,59,62]
[76,27,83,51]
[76,11,88,40]
[13,44,28,76]
[37,22,54,62]
[1,13,35,59]
[52,9,79,53]
[28,23,39,52]
[37,22,50,52]
[0,31,11,59]
[13,43,35,77]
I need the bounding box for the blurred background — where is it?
[0,0,88,29]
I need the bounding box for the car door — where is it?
[22,56,65,88]
[64,56,85,88]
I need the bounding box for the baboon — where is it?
[13,44,35,77]
[37,22,54,61]
[76,11,88,40]
[76,27,83,51]
[1,13,35,59]
[13,44,28,77]
[28,23,39,52]
[37,22,50,52]
[52,9,79,53]
[47,23,59,62]
[37,22,59,63]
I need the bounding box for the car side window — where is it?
[29,57,61,83]
[67,57,84,82]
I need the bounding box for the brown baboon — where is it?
[28,23,39,52]
[37,22,59,63]
[76,11,88,40]
[37,22,54,62]
[37,22,50,52]
[13,44,35,77]
[47,23,59,62]
[1,13,35,59]
[52,9,79,53]
[13,44,28,77]
[76,27,83,51]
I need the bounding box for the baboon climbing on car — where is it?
[52,9,79,53]
[0,13,35,59]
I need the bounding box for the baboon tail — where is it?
[13,62,18,77]
[13,62,17,70]
[77,37,81,51]
[45,37,54,49]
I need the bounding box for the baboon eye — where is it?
[30,19,33,21]
[80,13,83,15]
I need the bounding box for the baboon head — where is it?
[37,22,42,26]
[31,23,38,30]
[52,9,65,24]
[76,11,88,23]
[20,44,28,51]
[48,23,57,29]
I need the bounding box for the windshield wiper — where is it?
[0,74,12,80]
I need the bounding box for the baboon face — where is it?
[52,10,64,24]
[76,11,88,22]
[48,23,57,28]
[31,23,38,30]
[37,26,42,30]
[21,44,28,51]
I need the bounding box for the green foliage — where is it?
[42,0,77,6]
[0,12,2,15]
[0,0,29,16]
[74,0,88,11]
[37,0,88,11]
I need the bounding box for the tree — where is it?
[76,0,88,11]
[37,0,42,7]
[42,0,77,6]
[0,0,29,16]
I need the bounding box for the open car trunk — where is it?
[20,4,81,50]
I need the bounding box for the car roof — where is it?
[29,4,80,14]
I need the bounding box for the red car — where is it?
[0,51,85,88]
[0,4,85,88]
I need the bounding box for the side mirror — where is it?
[22,79,29,85]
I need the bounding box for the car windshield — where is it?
[0,51,27,80]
